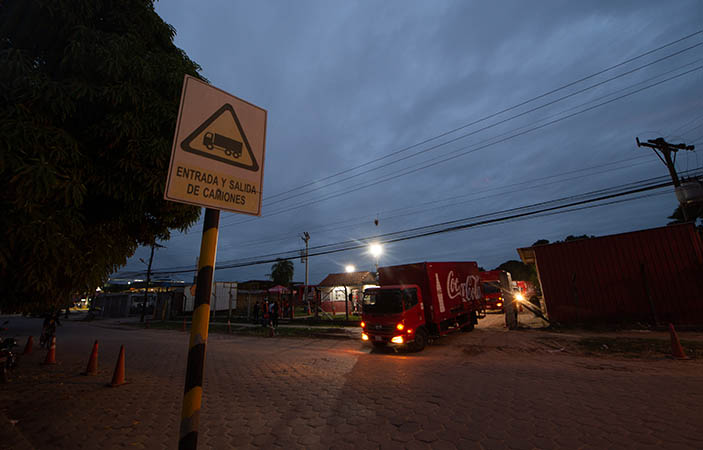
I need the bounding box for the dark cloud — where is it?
[117,0,703,283]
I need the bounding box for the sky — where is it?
[116,0,703,285]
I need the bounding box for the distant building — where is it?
[317,271,378,315]
[235,280,275,318]
[181,281,237,315]
[94,278,186,318]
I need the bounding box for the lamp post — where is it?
[343,265,354,320]
[138,242,165,323]
[369,243,383,279]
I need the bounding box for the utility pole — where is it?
[228,284,234,322]
[140,242,165,322]
[301,232,311,317]
[636,137,695,221]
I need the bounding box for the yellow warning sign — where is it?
[164,76,267,216]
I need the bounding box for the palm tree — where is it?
[269,258,294,286]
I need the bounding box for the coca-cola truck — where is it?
[361,262,485,351]
[479,270,509,312]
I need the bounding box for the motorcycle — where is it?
[0,336,19,383]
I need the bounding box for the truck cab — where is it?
[480,280,504,312]
[479,270,511,313]
[361,285,429,351]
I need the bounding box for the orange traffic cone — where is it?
[108,345,126,387]
[22,336,33,355]
[227,319,232,334]
[669,323,689,360]
[83,340,99,375]
[42,336,57,365]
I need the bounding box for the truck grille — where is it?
[369,324,396,334]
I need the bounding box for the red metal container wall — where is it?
[533,224,703,325]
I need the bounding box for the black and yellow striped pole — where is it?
[179,207,220,449]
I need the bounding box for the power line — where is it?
[224,155,656,252]
[153,154,658,274]
[168,45,703,239]
[670,112,703,135]
[226,52,702,243]
[219,180,687,271]
[123,162,699,276]
[380,189,671,265]
[258,42,703,210]
[117,168,699,277]
[146,56,701,267]
[150,180,678,275]
[221,64,703,227]
[260,29,703,204]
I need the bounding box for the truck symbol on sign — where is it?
[203,131,242,158]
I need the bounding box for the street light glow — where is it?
[369,243,383,257]
[345,265,355,273]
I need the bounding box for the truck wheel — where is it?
[461,312,476,332]
[413,329,428,352]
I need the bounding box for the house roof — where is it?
[318,271,377,287]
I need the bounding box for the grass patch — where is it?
[575,337,703,359]
[127,321,351,339]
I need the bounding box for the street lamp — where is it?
[369,243,383,274]
[345,265,355,273]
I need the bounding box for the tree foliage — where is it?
[0,0,202,312]
[531,235,595,247]
[668,204,703,230]
[494,259,541,296]
[564,234,595,241]
[495,260,537,283]
[269,259,295,286]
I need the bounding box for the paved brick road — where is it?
[1,315,702,449]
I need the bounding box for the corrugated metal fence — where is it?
[532,224,703,325]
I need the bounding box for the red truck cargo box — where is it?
[379,262,483,327]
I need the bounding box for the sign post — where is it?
[164,75,267,449]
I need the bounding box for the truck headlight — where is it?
[396,323,404,331]
[515,293,525,302]
[391,336,404,344]
[361,333,369,341]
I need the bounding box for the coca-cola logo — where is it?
[447,271,481,302]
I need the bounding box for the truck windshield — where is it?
[362,290,403,314]
[481,282,500,295]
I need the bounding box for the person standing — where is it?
[40,311,61,348]
[262,299,270,327]
[252,300,260,324]
[272,301,279,328]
